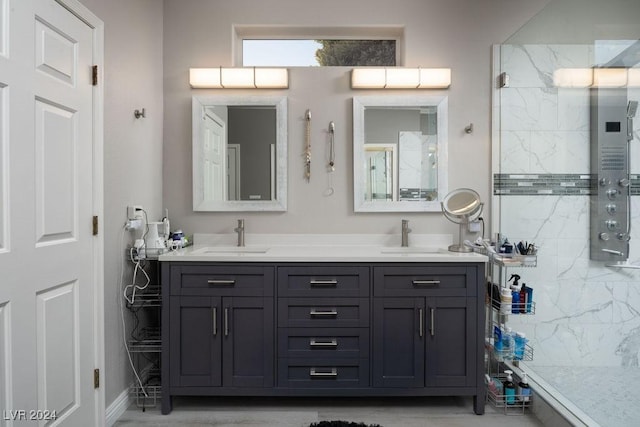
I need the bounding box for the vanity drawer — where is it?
[373,265,475,297]
[170,264,274,296]
[278,298,369,328]
[277,358,369,388]
[278,328,369,359]
[277,266,369,297]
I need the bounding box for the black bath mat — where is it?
[310,422,382,427]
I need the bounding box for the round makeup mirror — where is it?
[441,188,483,252]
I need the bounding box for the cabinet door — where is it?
[169,296,222,387]
[425,297,476,387]
[372,298,425,388]
[222,296,274,387]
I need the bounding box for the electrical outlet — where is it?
[127,205,143,220]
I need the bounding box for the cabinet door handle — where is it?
[310,368,337,378]
[309,280,338,287]
[430,308,435,337]
[419,308,424,338]
[212,307,217,336]
[310,309,338,316]
[412,280,440,286]
[310,339,338,348]
[224,307,229,337]
[207,279,236,285]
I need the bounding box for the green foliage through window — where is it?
[315,40,396,66]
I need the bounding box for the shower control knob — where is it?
[606,220,619,231]
[606,204,617,215]
[599,178,611,186]
[607,189,619,199]
[618,178,630,187]
[599,232,610,241]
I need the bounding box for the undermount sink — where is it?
[380,247,445,254]
[192,246,270,254]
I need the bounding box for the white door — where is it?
[0,1,102,426]
[202,111,227,201]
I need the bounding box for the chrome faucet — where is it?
[401,219,412,247]
[234,219,245,247]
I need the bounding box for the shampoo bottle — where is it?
[503,370,516,405]
[518,372,532,404]
[519,283,528,313]
[500,288,512,315]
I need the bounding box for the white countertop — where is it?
[158,233,488,263]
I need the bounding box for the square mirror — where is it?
[353,96,448,212]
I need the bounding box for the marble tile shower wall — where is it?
[498,44,640,368]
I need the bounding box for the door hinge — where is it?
[92,216,98,236]
[94,369,100,389]
[92,65,98,86]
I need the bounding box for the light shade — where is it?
[351,67,451,89]
[189,67,289,89]
[553,67,639,88]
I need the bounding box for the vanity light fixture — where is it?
[189,67,289,89]
[351,67,451,89]
[553,67,639,88]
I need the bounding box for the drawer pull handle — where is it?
[310,339,338,348]
[310,280,338,286]
[412,280,440,286]
[430,308,435,337]
[212,307,217,336]
[310,309,338,316]
[310,368,337,378]
[224,308,229,337]
[207,279,236,286]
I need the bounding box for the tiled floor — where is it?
[115,396,545,426]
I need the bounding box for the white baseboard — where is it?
[105,388,131,427]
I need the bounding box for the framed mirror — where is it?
[192,95,287,211]
[353,95,448,212]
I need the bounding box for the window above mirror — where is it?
[235,25,404,67]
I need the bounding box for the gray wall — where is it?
[163,0,550,237]
[78,0,553,411]
[78,0,164,408]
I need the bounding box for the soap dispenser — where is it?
[503,370,516,405]
[518,371,532,404]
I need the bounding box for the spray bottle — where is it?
[509,274,521,314]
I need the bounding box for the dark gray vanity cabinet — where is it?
[161,261,485,416]
[162,264,274,414]
[372,265,483,414]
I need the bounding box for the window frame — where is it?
[234,25,405,67]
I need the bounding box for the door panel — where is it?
[36,282,78,419]
[170,296,221,387]
[426,297,476,387]
[223,297,274,387]
[373,298,424,388]
[34,99,76,245]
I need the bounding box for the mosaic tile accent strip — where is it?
[494,174,640,196]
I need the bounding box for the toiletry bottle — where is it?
[518,372,532,404]
[526,286,534,313]
[511,284,520,314]
[513,331,527,360]
[519,283,528,313]
[500,287,512,315]
[502,326,514,360]
[503,370,517,405]
[493,324,503,353]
